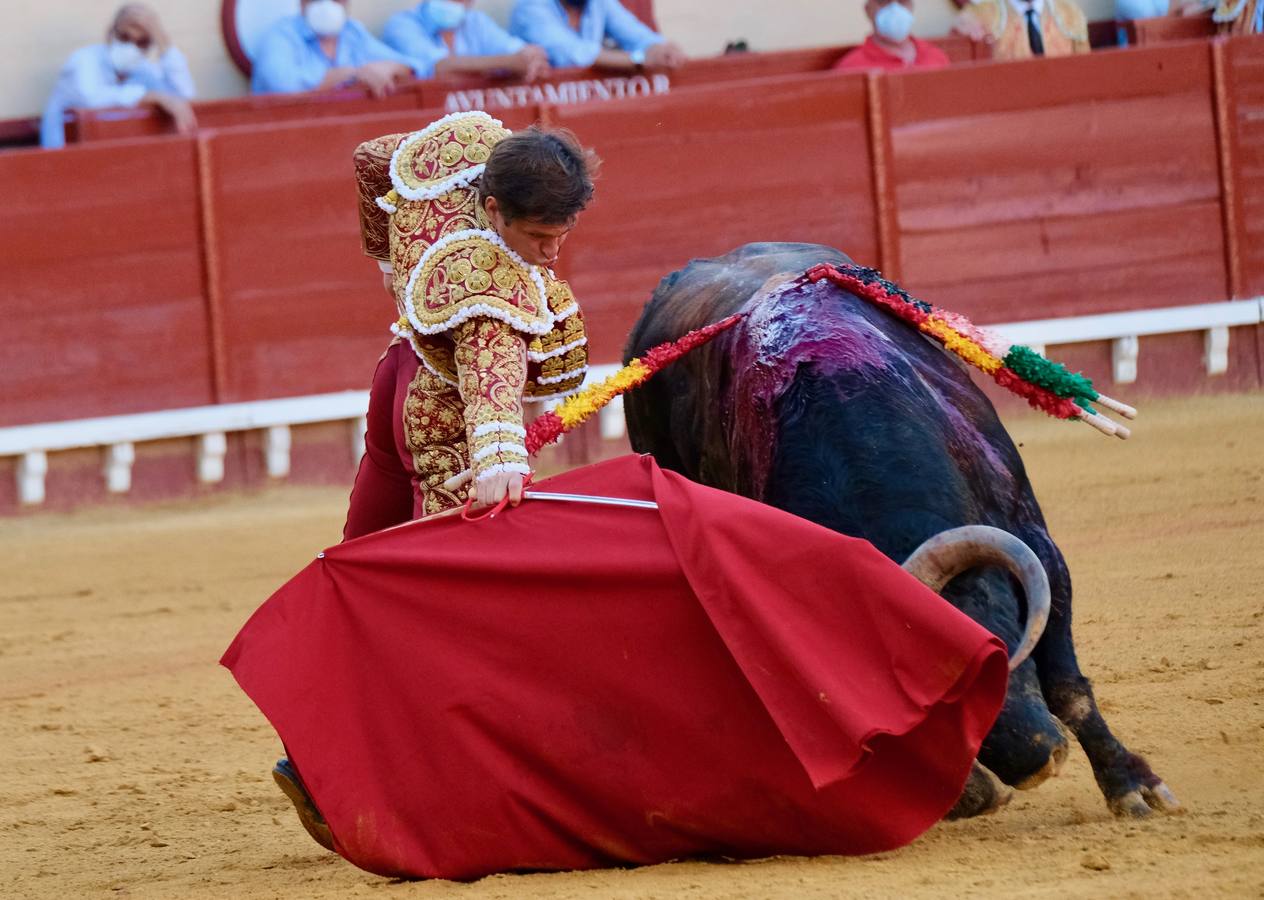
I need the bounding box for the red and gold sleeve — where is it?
[353,133,404,262]
[453,317,531,483]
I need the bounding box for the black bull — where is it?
[623,243,1178,818]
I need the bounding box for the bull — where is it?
[623,242,1179,818]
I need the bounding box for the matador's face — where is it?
[484,196,576,267]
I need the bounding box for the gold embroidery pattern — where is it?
[527,305,587,360]
[409,237,551,334]
[546,278,577,315]
[373,113,507,307]
[354,133,404,262]
[402,365,470,515]
[391,115,510,197]
[389,189,482,305]
[536,346,589,384]
[453,318,529,481]
[414,275,587,400]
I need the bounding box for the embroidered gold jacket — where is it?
[354,112,588,485]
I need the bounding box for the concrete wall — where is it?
[5,0,1114,121]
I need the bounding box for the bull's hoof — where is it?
[946,761,1014,820]
[1108,781,1182,818]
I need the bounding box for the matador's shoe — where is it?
[272,758,334,852]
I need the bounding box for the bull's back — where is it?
[624,243,1040,557]
[624,243,851,475]
[624,243,851,356]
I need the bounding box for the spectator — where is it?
[382,1,550,80]
[1115,0,1171,18]
[252,0,426,96]
[1213,0,1259,33]
[509,0,687,72]
[40,4,195,149]
[954,0,1089,59]
[834,0,950,72]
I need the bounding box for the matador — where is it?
[344,111,595,534]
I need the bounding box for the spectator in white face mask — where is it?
[509,0,687,72]
[834,0,950,71]
[40,3,196,149]
[251,0,429,96]
[383,1,550,81]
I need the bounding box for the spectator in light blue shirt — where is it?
[383,1,550,80]
[1115,0,1170,14]
[41,4,196,149]
[509,0,687,71]
[251,0,427,96]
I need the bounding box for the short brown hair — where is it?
[479,126,599,224]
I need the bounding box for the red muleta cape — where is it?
[221,454,1007,880]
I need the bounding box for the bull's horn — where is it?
[901,525,1051,672]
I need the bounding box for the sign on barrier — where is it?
[444,74,672,113]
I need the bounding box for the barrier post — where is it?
[195,133,229,402]
[865,72,901,280]
[1211,38,1245,300]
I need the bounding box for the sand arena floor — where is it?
[1,392,1262,899]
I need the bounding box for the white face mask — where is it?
[422,0,467,31]
[304,0,348,37]
[874,2,915,43]
[107,39,146,74]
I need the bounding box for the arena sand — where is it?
[2,392,1262,899]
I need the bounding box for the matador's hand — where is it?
[474,472,526,509]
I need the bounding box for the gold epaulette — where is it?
[404,231,554,337]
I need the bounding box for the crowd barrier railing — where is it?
[4,37,1264,507]
[4,298,1259,506]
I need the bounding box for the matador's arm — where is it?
[453,317,531,484]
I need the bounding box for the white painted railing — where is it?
[0,390,371,506]
[3,298,1261,506]
[995,299,1262,384]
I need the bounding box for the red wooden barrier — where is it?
[4,38,1263,433]
[73,85,427,143]
[1221,36,1264,298]
[882,42,1227,322]
[1129,12,1215,45]
[1088,19,1124,48]
[431,36,982,111]
[551,71,877,361]
[0,115,40,151]
[0,138,212,427]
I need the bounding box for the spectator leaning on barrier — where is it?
[508,0,686,72]
[383,1,550,81]
[251,0,427,96]
[834,0,950,71]
[954,0,1089,59]
[40,4,195,149]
